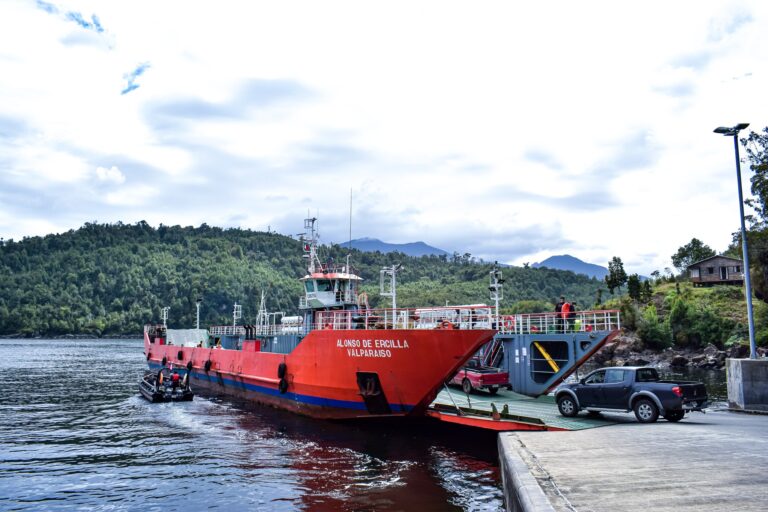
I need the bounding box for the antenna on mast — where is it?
[380,264,403,310]
[489,262,505,328]
[233,303,242,327]
[161,306,170,327]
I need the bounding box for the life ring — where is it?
[277,362,287,379]
[204,360,212,372]
[439,320,454,330]
[503,316,515,330]
[278,378,289,394]
[161,356,167,367]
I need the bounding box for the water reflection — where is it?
[0,339,504,511]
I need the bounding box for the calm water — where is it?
[0,339,503,511]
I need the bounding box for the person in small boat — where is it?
[171,371,181,390]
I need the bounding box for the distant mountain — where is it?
[347,237,448,257]
[532,255,608,279]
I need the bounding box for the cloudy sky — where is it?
[1,0,765,275]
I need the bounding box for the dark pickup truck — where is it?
[554,366,708,423]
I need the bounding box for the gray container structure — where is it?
[727,357,768,412]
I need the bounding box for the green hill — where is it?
[609,280,767,350]
[0,221,605,337]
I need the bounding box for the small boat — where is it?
[139,367,194,403]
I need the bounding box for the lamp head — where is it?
[714,123,750,136]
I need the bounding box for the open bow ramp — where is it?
[429,313,621,431]
[428,387,616,431]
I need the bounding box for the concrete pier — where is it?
[499,409,768,511]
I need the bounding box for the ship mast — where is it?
[301,216,322,273]
[489,263,504,327]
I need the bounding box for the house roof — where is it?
[686,254,743,269]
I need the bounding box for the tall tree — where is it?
[605,256,628,295]
[627,274,641,301]
[743,126,768,224]
[671,238,716,273]
[640,280,653,303]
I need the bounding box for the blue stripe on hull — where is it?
[148,363,414,414]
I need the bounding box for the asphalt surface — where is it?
[499,407,768,511]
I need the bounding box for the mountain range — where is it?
[532,255,608,279]
[346,239,610,279]
[346,238,448,257]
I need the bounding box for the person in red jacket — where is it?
[561,300,571,332]
[554,296,565,332]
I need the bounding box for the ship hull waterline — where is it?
[145,328,496,420]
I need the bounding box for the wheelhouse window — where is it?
[304,281,316,293]
[316,279,333,292]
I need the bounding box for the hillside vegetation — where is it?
[609,280,767,351]
[0,221,605,337]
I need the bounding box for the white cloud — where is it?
[95,165,125,184]
[0,0,767,275]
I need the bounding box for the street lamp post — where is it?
[714,123,757,359]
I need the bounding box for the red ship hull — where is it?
[145,328,496,419]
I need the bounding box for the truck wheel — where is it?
[488,386,499,396]
[557,395,578,417]
[664,410,685,422]
[634,398,659,423]
[462,378,473,395]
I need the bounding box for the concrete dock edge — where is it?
[497,434,555,512]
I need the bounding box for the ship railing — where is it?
[209,325,246,337]
[311,305,497,331]
[498,309,621,335]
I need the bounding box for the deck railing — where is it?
[203,308,621,337]
[499,309,621,335]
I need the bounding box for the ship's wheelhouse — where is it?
[300,271,362,310]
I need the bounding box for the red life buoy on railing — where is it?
[503,316,515,330]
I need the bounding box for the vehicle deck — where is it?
[428,387,617,431]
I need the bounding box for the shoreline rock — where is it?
[593,332,766,370]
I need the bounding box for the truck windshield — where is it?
[636,368,660,382]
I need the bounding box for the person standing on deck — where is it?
[568,301,577,332]
[561,300,571,332]
[555,297,565,332]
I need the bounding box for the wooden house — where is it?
[687,255,743,287]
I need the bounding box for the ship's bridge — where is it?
[299,269,362,309]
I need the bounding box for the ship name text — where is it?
[337,338,409,358]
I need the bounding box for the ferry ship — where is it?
[144,217,496,419]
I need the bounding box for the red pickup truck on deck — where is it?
[449,358,509,395]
